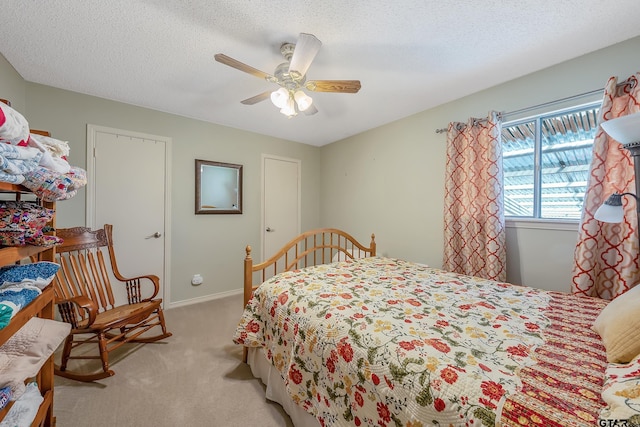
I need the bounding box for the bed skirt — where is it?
[247,347,319,427]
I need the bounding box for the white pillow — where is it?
[593,284,640,363]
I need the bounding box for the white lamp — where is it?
[293,90,313,112]
[270,88,289,109]
[270,87,314,117]
[594,192,628,223]
[595,112,640,227]
[280,97,297,117]
[600,112,640,147]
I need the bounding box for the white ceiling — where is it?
[1,1,639,147]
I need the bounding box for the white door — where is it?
[86,125,172,306]
[262,155,301,261]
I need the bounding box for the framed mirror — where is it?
[195,159,243,214]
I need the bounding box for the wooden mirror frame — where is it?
[195,159,243,214]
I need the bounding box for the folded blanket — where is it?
[0,287,41,329]
[0,103,29,147]
[0,201,57,247]
[0,262,60,291]
[0,231,30,247]
[21,166,87,202]
[0,144,42,162]
[0,144,42,180]
[0,317,70,400]
[33,150,70,175]
[0,201,54,231]
[28,134,70,174]
[0,304,13,330]
[0,385,11,410]
[28,133,69,159]
[0,382,42,427]
[0,230,62,248]
[21,232,62,247]
[0,171,24,185]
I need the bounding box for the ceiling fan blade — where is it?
[241,91,272,105]
[305,80,361,93]
[303,104,318,116]
[214,53,274,81]
[288,33,322,78]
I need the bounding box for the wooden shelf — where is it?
[0,182,29,193]
[0,100,59,426]
[33,389,53,427]
[0,245,54,267]
[0,187,57,426]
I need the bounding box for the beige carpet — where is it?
[53,293,294,426]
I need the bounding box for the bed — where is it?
[234,228,640,427]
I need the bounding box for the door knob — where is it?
[266,227,275,232]
[146,232,162,239]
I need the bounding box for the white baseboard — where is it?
[166,288,243,309]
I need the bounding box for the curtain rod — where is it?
[434,86,607,134]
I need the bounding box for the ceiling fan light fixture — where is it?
[294,90,313,112]
[280,97,297,117]
[270,87,289,109]
[215,32,361,118]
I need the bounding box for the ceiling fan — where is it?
[214,33,361,117]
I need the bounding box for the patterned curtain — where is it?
[572,73,640,300]
[443,111,505,281]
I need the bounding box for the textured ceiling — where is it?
[1,1,639,146]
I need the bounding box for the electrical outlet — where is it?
[191,274,203,286]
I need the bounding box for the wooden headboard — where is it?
[243,228,376,308]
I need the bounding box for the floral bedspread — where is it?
[233,257,608,427]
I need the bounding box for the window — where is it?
[502,102,600,220]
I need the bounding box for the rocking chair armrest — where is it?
[56,295,98,328]
[115,273,161,300]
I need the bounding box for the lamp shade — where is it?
[594,193,625,223]
[601,112,640,145]
[594,202,624,223]
[294,90,313,112]
[270,88,289,109]
[280,97,297,117]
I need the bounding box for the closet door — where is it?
[86,125,172,306]
[262,155,301,261]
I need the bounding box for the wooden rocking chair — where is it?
[52,224,172,381]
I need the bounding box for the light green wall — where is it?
[0,69,321,304]
[2,36,639,299]
[320,36,640,292]
[0,54,26,112]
